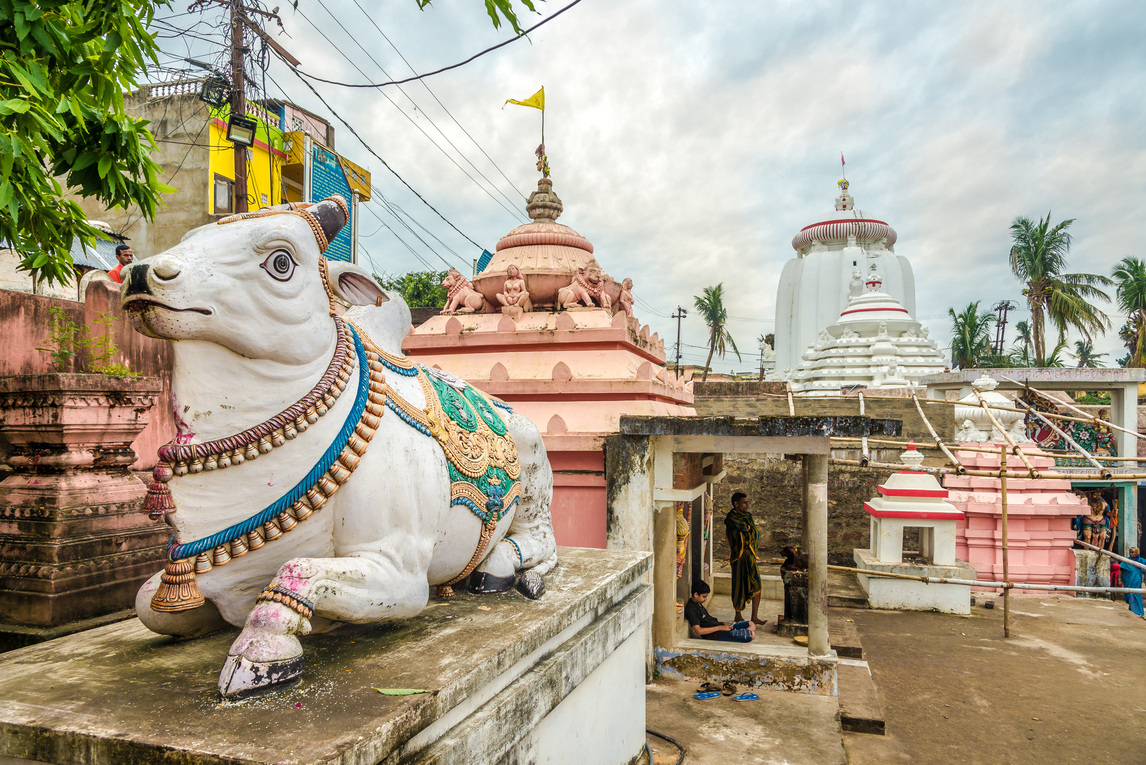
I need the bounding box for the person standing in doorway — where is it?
[108,244,133,284]
[725,492,765,625]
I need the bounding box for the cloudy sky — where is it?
[152,0,1146,372]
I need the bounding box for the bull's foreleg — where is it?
[471,413,557,600]
[218,552,429,698]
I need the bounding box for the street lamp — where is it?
[226,114,258,147]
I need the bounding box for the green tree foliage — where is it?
[1119,319,1141,368]
[1071,339,1106,368]
[1112,256,1146,367]
[375,270,447,308]
[0,0,174,286]
[948,301,994,370]
[1009,214,1111,364]
[693,283,739,382]
[417,0,538,34]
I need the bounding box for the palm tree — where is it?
[1112,256,1146,367]
[948,302,994,369]
[693,284,740,382]
[1119,318,1143,367]
[1042,335,1070,368]
[1013,320,1032,353]
[1009,214,1112,364]
[1071,339,1107,368]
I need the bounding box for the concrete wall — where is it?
[694,389,954,441]
[713,454,900,566]
[71,93,213,258]
[0,285,175,470]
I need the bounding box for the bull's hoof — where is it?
[468,571,515,594]
[218,652,305,699]
[516,570,545,600]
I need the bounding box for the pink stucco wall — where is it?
[0,284,175,470]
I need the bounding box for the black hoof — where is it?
[468,571,515,594]
[516,570,545,600]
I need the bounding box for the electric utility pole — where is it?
[992,300,1017,356]
[230,0,247,212]
[671,306,688,375]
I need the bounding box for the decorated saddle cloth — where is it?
[382,357,520,527]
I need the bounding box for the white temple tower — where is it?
[774,179,916,376]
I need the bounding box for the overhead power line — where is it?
[288,0,585,89]
[347,0,529,203]
[292,4,527,225]
[266,67,486,253]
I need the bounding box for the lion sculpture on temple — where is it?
[557,263,611,310]
[121,196,557,698]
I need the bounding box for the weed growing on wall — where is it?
[35,307,138,378]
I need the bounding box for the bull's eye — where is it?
[261,250,296,282]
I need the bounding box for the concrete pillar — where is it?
[652,500,677,650]
[805,453,830,657]
[1111,385,1138,557]
[801,456,811,554]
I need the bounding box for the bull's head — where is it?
[121,196,388,365]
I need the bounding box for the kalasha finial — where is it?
[865,265,883,292]
[900,440,925,470]
[525,176,562,222]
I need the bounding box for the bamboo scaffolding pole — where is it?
[828,565,1146,593]
[973,389,1040,478]
[997,374,1146,443]
[912,393,966,474]
[1010,396,1112,477]
[1077,538,1146,572]
[787,390,795,417]
[831,437,1004,454]
[923,397,1104,426]
[828,456,1146,481]
[1001,446,1010,637]
[858,392,869,465]
[1035,450,1140,462]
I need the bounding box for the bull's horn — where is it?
[312,195,349,246]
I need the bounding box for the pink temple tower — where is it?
[404,178,696,548]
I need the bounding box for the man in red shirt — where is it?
[108,244,133,284]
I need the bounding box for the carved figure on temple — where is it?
[557,263,610,310]
[496,263,532,313]
[848,268,863,298]
[1080,495,1109,549]
[442,268,487,314]
[121,196,557,698]
[617,278,635,318]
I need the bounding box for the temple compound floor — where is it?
[644,596,1146,765]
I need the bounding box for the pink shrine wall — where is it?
[0,285,175,471]
[549,450,607,549]
[942,446,1083,585]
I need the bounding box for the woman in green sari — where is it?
[725,492,766,625]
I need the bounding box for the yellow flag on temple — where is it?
[505,87,544,111]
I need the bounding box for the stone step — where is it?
[828,615,863,659]
[837,662,886,735]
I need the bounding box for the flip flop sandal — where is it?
[722,681,737,696]
[693,691,721,700]
[733,693,759,702]
[696,682,721,694]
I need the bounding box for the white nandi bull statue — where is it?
[121,196,557,698]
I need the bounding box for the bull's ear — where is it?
[326,260,389,306]
[312,196,349,246]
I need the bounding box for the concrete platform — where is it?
[645,678,847,765]
[0,548,651,765]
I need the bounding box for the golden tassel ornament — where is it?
[150,559,205,612]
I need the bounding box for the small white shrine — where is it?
[854,444,977,614]
[788,268,947,396]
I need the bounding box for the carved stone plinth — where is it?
[0,374,169,627]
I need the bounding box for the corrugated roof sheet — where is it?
[70,236,119,270]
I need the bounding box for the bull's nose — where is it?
[124,263,152,297]
[152,262,181,281]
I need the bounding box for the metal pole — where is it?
[828,565,1146,593]
[806,453,829,656]
[302,132,312,203]
[350,190,360,265]
[671,307,687,375]
[230,0,248,213]
[1001,445,1010,638]
[1077,538,1146,571]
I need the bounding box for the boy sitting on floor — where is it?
[684,580,756,642]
